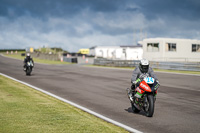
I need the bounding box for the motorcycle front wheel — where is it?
[144,94,154,117]
[26,67,31,76]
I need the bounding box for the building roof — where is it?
[90,46,120,49]
[120,44,142,48]
[143,38,200,42]
[90,45,142,49]
[138,38,200,45]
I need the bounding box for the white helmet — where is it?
[26,53,31,59]
[139,59,149,73]
[27,53,30,57]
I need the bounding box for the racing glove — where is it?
[132,78,141,86]
[154,80,160,90]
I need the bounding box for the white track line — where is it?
[0,73,143,133]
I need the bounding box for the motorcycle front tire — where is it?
[26,67,31,76]
[145,95,154,117]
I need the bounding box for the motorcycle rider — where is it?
[127,59,159,101]
[23,53,34,70]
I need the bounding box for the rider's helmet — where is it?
[139,59,149,73]
[26,53,31,60]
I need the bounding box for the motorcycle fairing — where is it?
[139,81,151,92]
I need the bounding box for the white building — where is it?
[139,38,200,62]
[89,45,143,60]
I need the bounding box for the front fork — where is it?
[143,94,156,109]
[143,95,148,109]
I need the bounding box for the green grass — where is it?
[0,75,128,133]
[87,65,200,75]
[1,52,71,65]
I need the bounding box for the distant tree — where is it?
[51,47,63,52]
[51,47,68,53]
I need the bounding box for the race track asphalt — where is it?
[0,55,200,133]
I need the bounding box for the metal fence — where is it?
[94,58,200,71]
[94,59,140,67]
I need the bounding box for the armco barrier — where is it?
[150,61,200,71]
[94,59,140,67]
[94,59,200,71]
[63,57,78,63]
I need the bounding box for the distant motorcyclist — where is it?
[127,59,159,101]
[23,53,34,70]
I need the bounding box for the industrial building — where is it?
[139,38,200,62]
[89,45,143,60]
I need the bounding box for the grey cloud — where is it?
[0,0,127,19]
[0,0,200,51]
[134,0,200,20]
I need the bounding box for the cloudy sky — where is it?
[0,0,200,52]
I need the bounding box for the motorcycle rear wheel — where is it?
[145,95,154,117]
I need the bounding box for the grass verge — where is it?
[1,52,70,65]
[87,65,200,75]
[0,75,128,133]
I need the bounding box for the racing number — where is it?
[147,77,153,83]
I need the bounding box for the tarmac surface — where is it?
[0,55,200,133]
